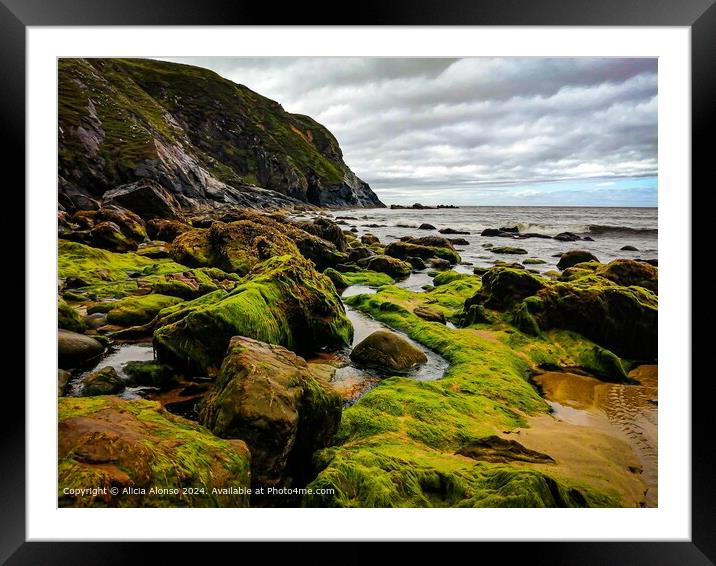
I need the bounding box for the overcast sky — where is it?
[162,57,657,206]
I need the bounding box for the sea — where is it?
[322,206,658,276]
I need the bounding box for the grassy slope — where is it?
[59,58,348,193]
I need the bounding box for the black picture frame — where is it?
[6,0,712,563]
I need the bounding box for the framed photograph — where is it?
[8,0,712,562]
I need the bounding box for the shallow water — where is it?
[325,287,449,403]
[329,206,657,273]
[68,342,157,400]
[532,366,658,506]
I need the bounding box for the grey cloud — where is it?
[161,57,657,199]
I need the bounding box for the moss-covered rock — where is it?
[531,281,657,360]
[58,298,87,332]
[58,396,251,507]
[464,267,545,311]
[350,330,428,371]
[123,361,177,387]
[557,250,599,270]
[323,267,349,290]
[359,255,412,279]
[88,293,184,326]
[385,241,460,264]
[145,218,192,242]
[361,234,380,245]
[154,255,353,373]
[401,236,455,249]
[81,366,124,396]
[491,246,528,255]
[596,259,658,294]
[292,217,348,252]
[199,337,341,489]
[523,258,547,265]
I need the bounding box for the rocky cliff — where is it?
[58,58,384,211]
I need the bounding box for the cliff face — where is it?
[58,58,384,211]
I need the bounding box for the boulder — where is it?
[500,226,519,233]
[199,337,341,488]
[557,250,600,270]
[481,228,501,237]
[359,255,412,279]
[88,221,138,252]
[449,238,470,246]
[620,245,639,251]
[361,234,380,245]
[348,246,374,262]
[292,217,348,252]
[58,299,86,333]
[81,366,124,396]
[464,267,545,310]
[154,255,353,373]
[350,330,427,371]
[554,232,581,242]
[401,236,455,249]
[58,397,250,507]
[102,179,183,220]
[123,361,177,388]
[407,256,427,270]
[418,223,436,230]
[532,282,658,360]
[145,219,192,242]
[429,258,451,270]
[58,329,104,369]
[94,206,148,242]
[596,259,658,294]
[385,241,460,264]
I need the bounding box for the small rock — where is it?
[499,226,519,233]
[58,369,71,396]
[557,250,599,270]
[350,330,427,372]
[361,234,380,245]
[81,367,124,396]
[83,313,108,329]
[554,232,581,242]
[429,258,451,270]
[491,246,528,255]
[620,245,639,251]
[439,228,470,235]
[418,223,436,230]
[413,306,446,324]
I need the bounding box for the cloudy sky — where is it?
[163,57,657,207]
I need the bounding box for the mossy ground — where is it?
[306,274,628,507]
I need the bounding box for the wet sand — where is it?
[515,365,658,507]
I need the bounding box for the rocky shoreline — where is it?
[57,197,658,508]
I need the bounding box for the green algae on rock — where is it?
[58,396,251,507]
[304,277,637,507]
[154,254,353,373]
[199,337,341,489]
[88,293,184,326]
[58,298,87,333]
[80,366,124,396]
[384,241,461,264]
